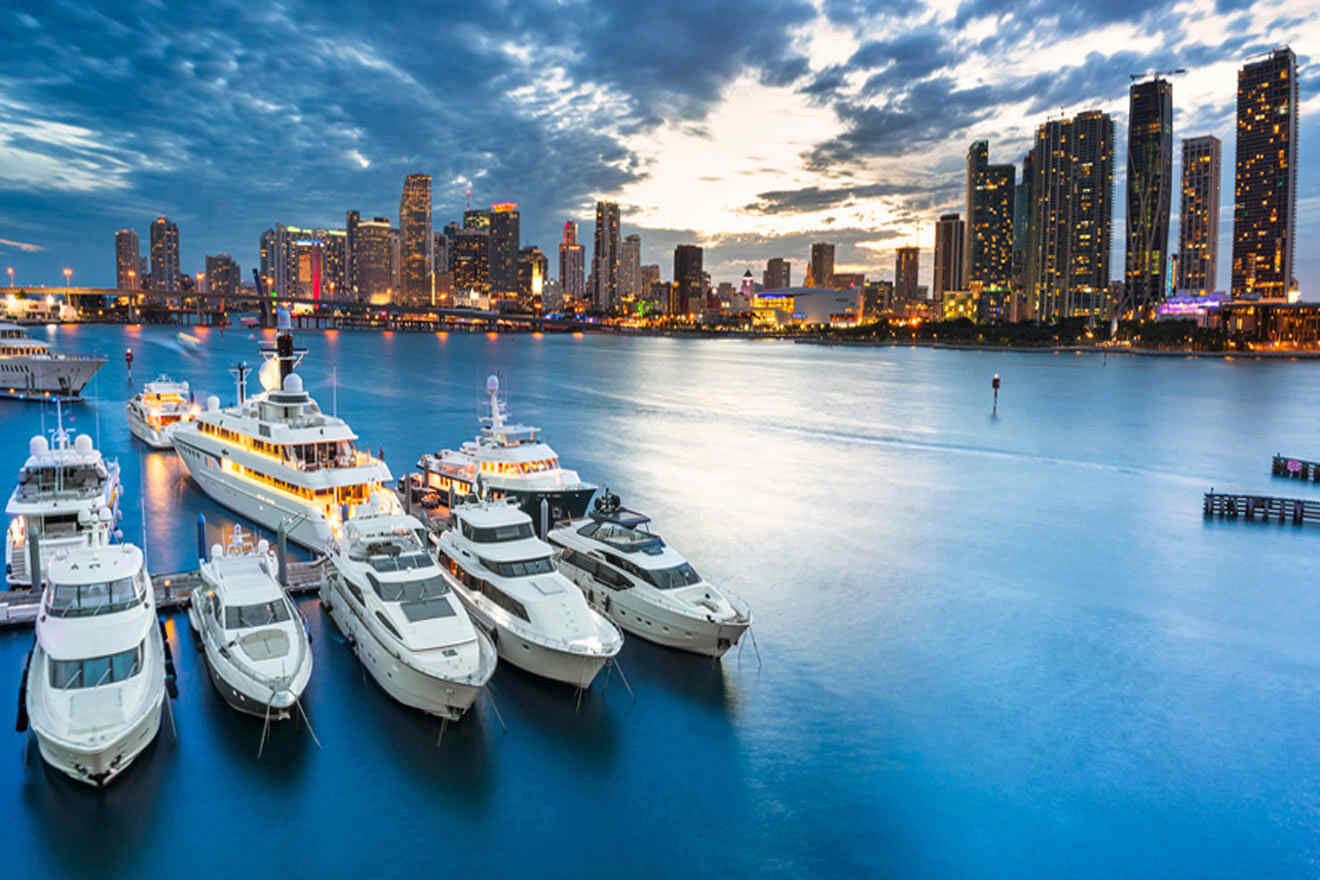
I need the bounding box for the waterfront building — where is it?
[964,141,1015,291]
[640,264,660,293]
[895,246,920,300]
[1125,77,1174,313]
[619,234,641,303]
[808,242,834,288]
[356,217,397,304]
[558,221,585,299]
[452,228,490,296]
[294,241,324,299]
[434,231,450,276]
[205,254,240,298]
[489,202,520,297]
[517,246,548,308]
[1231,47,1298,299]
[674,244,703,316]
[833,272,865,290]
[1013,148,1035,293]
[345,210,360,296]
[1178,136,1222,293]
[933,213,964,299]
[651,281,674,315]
[115,229,141,290]
[751,287,863,327]
[149,216,180,292]
[399,174,433,304]
[593,201,620,310]
[764,257,791,290]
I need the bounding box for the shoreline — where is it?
[792,339,1320,360]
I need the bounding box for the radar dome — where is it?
[486,374,500,394]
[258,357,280,392]
[283,373,303,393]
[206,395,220,412]
[28,436,48,456]
[74,434,94,454]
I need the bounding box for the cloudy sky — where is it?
[0,0,1316,294]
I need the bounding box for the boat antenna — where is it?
[332,366,337,417]
[94,370,101,451]
[230,361,249,405]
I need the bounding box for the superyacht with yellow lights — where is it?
[126,376,198,448]
[0,323,105,401]
[171,311,396,550]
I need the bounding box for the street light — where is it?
[63,268,72,290]
[6,267,12,287]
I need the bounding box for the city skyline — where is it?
[0,3,1316,295]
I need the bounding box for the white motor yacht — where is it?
[172,310,396,550]
[432,499,622,688]
[127,376,198,448]
[0,323,105,402]
[187,527,313,720]
[22,523,165,787]
[323,507,496,720]
[6,408,122,587]
[548,491,753,658]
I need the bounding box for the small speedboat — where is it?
[126,376,198,449]
[187,527,313,721]
[176,332,202,354]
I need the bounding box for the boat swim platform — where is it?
[0,558,325,629]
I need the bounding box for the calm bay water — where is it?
[4,324,1320,877]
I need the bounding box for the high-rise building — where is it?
[1231,47,1298,299]
[1178,136,1222,292]
[399,174,433,303]
[619,234,641,303]
[259,228,276,293]
[463,209,490,231]
[115,228,141,290]
[674,245,703,316]
[345,210,360,295]
[964,141,1015,290]
[1125,77,1174,312]
[517,246,548,307]
[434,231,450,276]
[356,217,397,303]
[149,216,180,292]
[1026,110,1115,320]
[895,246,920,300]
[489,203,521,296]
[319,229,347,297]
[640,264,660,292]
[452,229,490,296]
[933,214,964,298]
[593,201,620,309]
[1013,148,1035,292]
[205,254,240,298]
[558,220,585,300]
[808,243,834,287]
[764,257,791,290]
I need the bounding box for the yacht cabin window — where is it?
[49,642,144,689]
[46,574,143,617]
[224,599,293,629]
[479,556,555,578]
[459,519,533,543]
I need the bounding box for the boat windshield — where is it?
[479,556,555,578]
[578,520,663,553]
[365,572,457,622]
[460,520,533,543]
[349,530,431,572]
[46,574,143,617]
[224,599,292,629]
[49,642,143,689]
[643,562,703,590]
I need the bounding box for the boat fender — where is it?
[604,595,611,614]
[15,644,32,732]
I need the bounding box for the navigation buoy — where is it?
[125,347,134,381]
[992,373,1000,413]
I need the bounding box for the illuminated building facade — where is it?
[764,257,791,290]
[593,201,620,310]
[964,142,1015,291]
[463,209,490,232]
[619,234,641,303]
[558,221,585,300]
[149,216,180,292]
[1125,77,1174,312]
[399,174,433,303]
[345,210,360,295]
[1231,47,1297,299]
[115,228,141,290]
[751,288,863,327]
[808,242,834,288]
[489,203,520,296]
[1178,136,1221,293]
[933,213,964,298]
[205,253,240,298]
[895,246,920,300]
[356,217,397,304]
[517,246,547,308]
[674,244,703,316]
[452,229,490,296]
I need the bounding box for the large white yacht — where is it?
[548,491,753,658]
[432,499,621,688]
[0,323,106,401]
[172,311,396,550]
[6,410,122,587]
[127,376,198,449]
[399,375,595,535]
[188,527,313,720]
[323,506,497,720]
[22,524,166,787]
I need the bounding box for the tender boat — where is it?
[323,506,496,720]
[6,408,122,587]
[126,376,198,449]
[431,498,622,688]
[172,309,396,550]
[0,323,105,401]
[22,521,166,787]
[548,491,753,657]
[399,375,595,535]
[187,527,313,720]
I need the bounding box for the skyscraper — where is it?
[558,220,585,300]
[674,245,703,316]
[764,257,791,290]
[115,228,140,290]
[808,242,834,287]
[356,217,396,303]
[964,141,1015,290]
[619,234,641,302]
[593,201,620,310]
[1231,47,1298,299]
[205,254,240,298]
[517,246,548,305]
[149,216,180,292]
[1013,148,1035,292]
[399,174,433,303]
[1125,77,1174,312]
[452,229,490,296]
[1178,136,1222,292]
[345,210,360,295]
[489,203,521,296]
[895,246,920,300]
[933,214,964,297]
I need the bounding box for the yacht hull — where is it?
[186,604,311,720]
[502,487,597,534]
[453,589,610,687]
[126,413,172,450]
[0,355,106,402]
[573,581,750,658]
[320,574,493,721]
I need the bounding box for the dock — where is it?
[1203,491,1320,525]
[0,558,325,630]
[1272,455,1320,482]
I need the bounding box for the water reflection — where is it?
[617,636,745,717]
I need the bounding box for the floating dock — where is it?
[1203,491,1320,525]
[0,558,325,629]
[1272,455,1320,482]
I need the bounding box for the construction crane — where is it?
[1129,68,1187,81]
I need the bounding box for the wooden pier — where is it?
[0,559,325,630]
[1272,455,1320,482]
[1203,491,1320,525]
